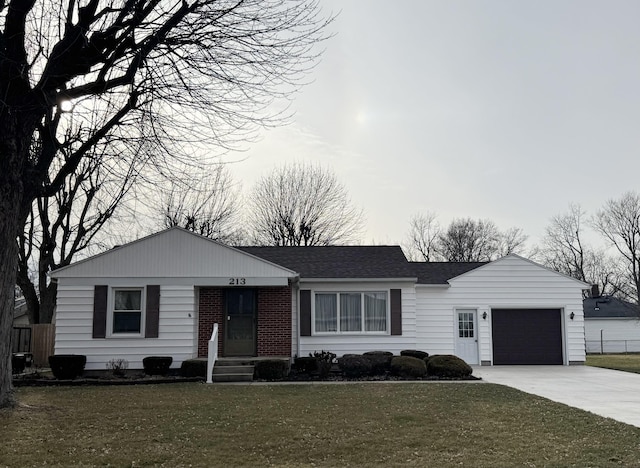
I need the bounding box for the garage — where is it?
[491,309,563,365]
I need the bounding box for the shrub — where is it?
[106,358,129,377]
[12,354,26,374]
[254,359,288,380]
[311,350,336,378]
[180,359,207,378]
[400,349,429,360]
[142,356,173,376]
[363,351,393,375]
[49,354,87,380]
[390,356,427,378]
[293,356,318,374]
[426,355,472,378]
[338,354,372,378]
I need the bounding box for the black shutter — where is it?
[390,289,402,336]
[93,285,108,338]
[300,290,311,336]
[145,285,160,338]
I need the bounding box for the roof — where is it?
[408,262,486,284]
[584,296,640,318]
[238,245,415,279]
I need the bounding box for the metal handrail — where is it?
[206,323,218,384]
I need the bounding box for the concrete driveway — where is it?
[473,365,640,428]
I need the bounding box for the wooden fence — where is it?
[12,324,55,367]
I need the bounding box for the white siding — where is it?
[585,318,640,353]
[415,256,587,364]
[298,281,416,357]
[55,281,197,370]
[51,228,296,282]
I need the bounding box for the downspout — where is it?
[292,275,301,359]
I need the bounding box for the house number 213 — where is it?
[229,278,246,285]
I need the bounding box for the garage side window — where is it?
[113,289,143,334]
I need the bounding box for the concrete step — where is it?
[212,373,254,383]
[213,365,254,375]
[215,359,255,367]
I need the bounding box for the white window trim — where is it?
[311,290,390,335]
[107,287,146,338]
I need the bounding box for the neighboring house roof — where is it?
[584,296,640,319]
[408,262,486,285]
[239,245,415,279]
[14,296,28,321]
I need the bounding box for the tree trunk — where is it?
[0,113,30,407]
[39,282,58,324]
[16,272,40,324]
[0,179,23,408]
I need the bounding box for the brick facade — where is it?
[198,286,292,358]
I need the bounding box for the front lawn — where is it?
[587,353,640,374]
[2,382,639,467]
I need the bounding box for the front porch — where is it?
[197,286,293,359]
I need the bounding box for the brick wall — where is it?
[198,286,292,358]
[198,287,223,358]
[257,287,292,356]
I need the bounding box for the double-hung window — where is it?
[112,288,143,334]
[314,291,388,334]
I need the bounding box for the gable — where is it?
[447,254,590,288]
[50,228,297,280]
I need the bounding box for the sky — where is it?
[227,0,640,247]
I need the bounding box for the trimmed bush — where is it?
[254,359,289,380]
[294,356,318,374]
[390,355,427,378]
[363,351,393,375]
[400,349,429,360]
[426,354,472,378]
[338,354,372,378]
[180,359,207,378]
[49,354,87,380]
[12,354,26,374]
[142,356,173,376]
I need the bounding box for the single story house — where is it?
[584,295,640,353]
[50,228,589,371]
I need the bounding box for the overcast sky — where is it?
[229,0,640,247]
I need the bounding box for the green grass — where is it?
[2,382,640,467]
[587,353,640,374]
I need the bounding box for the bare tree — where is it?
[436,218,502,262]
[496,227,528,257]
[0,1,330,407]
[17,145,140,324]
[249,162,364,246]
[540,204,621,296]
[403,212,442,261]
[592,192,640,304]
[162,166,244,244]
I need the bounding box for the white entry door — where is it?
[455,309,479,364]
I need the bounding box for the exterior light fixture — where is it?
[569,312,575,320]
[482,312,487,320]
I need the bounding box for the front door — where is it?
[224,289,257,356]
[455,309,479,364]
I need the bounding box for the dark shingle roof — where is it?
[583,296,640,318]
[239,245,486,283]
[238,245,413,279]
[408,262,486,284]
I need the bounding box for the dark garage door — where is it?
[492,309,563,365]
